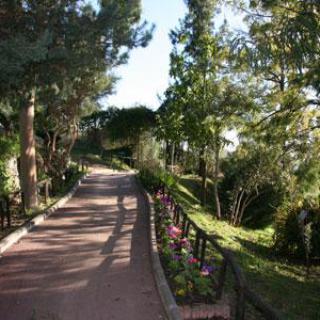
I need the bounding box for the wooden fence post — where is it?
[173,204,178,222]
[44,180,49,205]
[194,230,201,259]
[21,192,26,215]
[235,285,246,320]
[216,259,228,299]
[200,238,207,268]
[185,221,190,238]
[0,198,7,230]
[6,196,11,228]
[181,210,187,234]
[176,206,180,225]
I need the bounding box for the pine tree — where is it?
[0,1,153,209]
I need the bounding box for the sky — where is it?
[93,1,245,110]
[102,0,187,110]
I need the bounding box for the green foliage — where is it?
[153,196,214,302]
[138,168,161,192]
[80,108,118,135]
[110,158,131,171]
[138,167,176,192]
[219,146,284,226]
[274,202,320,260]
[53,165,83,197]
[0,0,154,206]
[294,158,320,207]
[106,106,155,144]
[165,173,319,319]
[158,170,176,189]
[0,135,19,195]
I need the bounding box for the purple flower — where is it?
[160,195,171,207]
[172,254,182,261]
[180,238,192,251]
[169,242,177,250]
[200,265,214,276]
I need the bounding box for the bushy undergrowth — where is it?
[138,166,176,192]
[0,135,19,196]
[274,202,320,260]
[155,172,320,320]
[154,193,215,305]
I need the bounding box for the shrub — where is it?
[220,156,283,227]
[153,195,215,303]
[138,166,176,192]
[273,201,320,260]
[138,167,161,192]
[0,135,19,196]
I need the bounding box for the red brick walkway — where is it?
[0,168,165,320]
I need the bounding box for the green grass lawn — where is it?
[170,175,320,320]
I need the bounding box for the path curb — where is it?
[135,177,182,320]
[0,174,87,255]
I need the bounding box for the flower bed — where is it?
[139,171,280,320]
[154,190,217,307]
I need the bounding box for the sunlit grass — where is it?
[170,174,320,320]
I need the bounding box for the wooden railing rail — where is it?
[78,158,89,172]
[0,178,52,230]
[158,184,282,320]
[1,157,88,231]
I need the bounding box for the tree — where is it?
[231,0,320,200]
[106,106,156,146]
[157,86,185,171]
[247,0,320,97]
[80,106,119,148]
[166,0,221,209]
[162,0,256,220]
[222,144,278,226]
[0,1,153,208]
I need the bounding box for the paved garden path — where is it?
[0,167,165,320]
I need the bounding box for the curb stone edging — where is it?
[0,174,88,255]
[135,176,182,320]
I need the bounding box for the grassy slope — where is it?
[171,175,320,320]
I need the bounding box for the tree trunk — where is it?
[165,140,169,169]
[233,189,245,225]
[19,89,38,209]
[230,188,240,224]
[170,142,175,173]
[237,192,260,226]
[237,194,251,226]
[201,161,207,206]
[214,138,221,219]
[199,147,207,206]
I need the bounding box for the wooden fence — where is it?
[0,158,88,230]
[0,178,52,230]
[158,184,282,320]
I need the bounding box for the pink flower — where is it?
[180,238,188,245]
[166,225,182,239]
[180,238,192,251]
